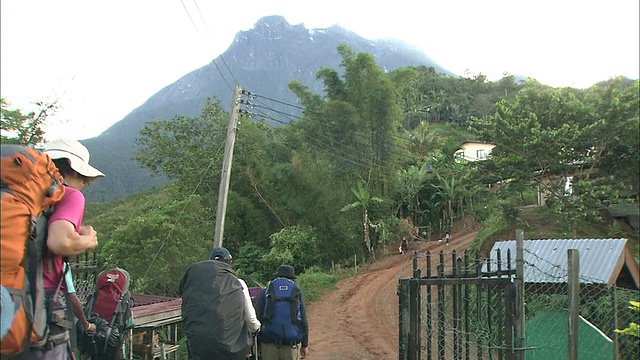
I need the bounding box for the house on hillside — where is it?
[455,141,495,162]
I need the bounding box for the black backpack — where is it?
[179,260,252,356]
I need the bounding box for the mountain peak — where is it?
[254,15,291,30]
[83,16,448,201]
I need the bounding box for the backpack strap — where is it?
[48,263,72,329]
[101,295,125,354]
[282,284,301,327]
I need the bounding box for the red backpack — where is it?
[78,268,133,360]
[1,144,66,356]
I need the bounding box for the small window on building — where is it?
[476,149,486,160]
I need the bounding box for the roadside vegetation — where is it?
[2,44,638,298]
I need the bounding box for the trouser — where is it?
[260,342,299,360]
[185,333,250,360]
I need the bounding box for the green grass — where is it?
[296,266,355,303]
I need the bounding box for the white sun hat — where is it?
[44,139,105,178]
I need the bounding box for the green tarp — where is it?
[526,309,613,359]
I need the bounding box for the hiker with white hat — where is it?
[23,139,104,359]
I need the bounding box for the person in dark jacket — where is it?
[179,247,259,360]
[255,265,309,360]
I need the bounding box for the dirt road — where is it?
[306,229,478,360]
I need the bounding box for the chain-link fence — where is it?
[69,251,99,304]
[522,247,639,360]
[399,241,639,360]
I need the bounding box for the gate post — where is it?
[567,249,580,360]
[410,277,421,360]
[514,230,526,360]
[399,278,410,360]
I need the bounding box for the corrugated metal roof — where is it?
[488,238,628,286]
[131,293,179,307]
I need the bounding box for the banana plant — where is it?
[341,180,383,258]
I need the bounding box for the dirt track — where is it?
[306,229,478,360]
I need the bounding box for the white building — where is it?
[455,141,495,162]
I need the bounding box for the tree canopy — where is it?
[82,45,638,292]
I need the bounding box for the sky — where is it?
[1,0,638,141]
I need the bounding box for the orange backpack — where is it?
[0,144,65,356]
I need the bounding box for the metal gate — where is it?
[399,249,519,360]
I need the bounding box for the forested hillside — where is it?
[77,45,639,297]
[81,16,450,202]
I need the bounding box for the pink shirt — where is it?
[43,187,85,291]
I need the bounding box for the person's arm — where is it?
[46,189,97,256]
[47,221,97,256]
[239,279,261,334]
[64,266,95,334]
[67,292,95,334]
[299,291,309,355]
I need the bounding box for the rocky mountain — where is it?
[83,15,451,202]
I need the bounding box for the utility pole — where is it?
[213,84,241,249]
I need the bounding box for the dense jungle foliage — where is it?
[3,44,638,297]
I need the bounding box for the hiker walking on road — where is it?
[400,237,408,255]
[445,231,451,245]
[256,265,309,360]
[179,247,260,360]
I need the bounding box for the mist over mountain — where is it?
[83,15,451,202]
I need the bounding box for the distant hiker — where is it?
[256,265,309,360]
[400,238,408,255]
[179,247,260,360]
[445,231,451,245]
[25,139,104,359]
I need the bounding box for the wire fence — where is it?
[70,251,99,304]
[522,247,639,360]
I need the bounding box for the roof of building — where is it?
[459,140,495,146]
[488,238,639,290]
[131,293,181,327]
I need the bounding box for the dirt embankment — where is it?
[306,229,478,360]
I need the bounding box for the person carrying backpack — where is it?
[179,247,260,360]
[256,265,309,360]
[25,139,104,359]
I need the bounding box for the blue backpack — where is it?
[259,277,303,345]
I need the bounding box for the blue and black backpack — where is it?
[259,277,304,345]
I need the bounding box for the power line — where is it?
[245,95,421,164]
[212,59,234,92]
[246,90,420,154]
[178,0,235,91]
[141,133,227,280]
[179,0,199,32]
[241,107,401,182]
[219,55,240,86]
[245,91,307,111]
[191,0,210,34]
